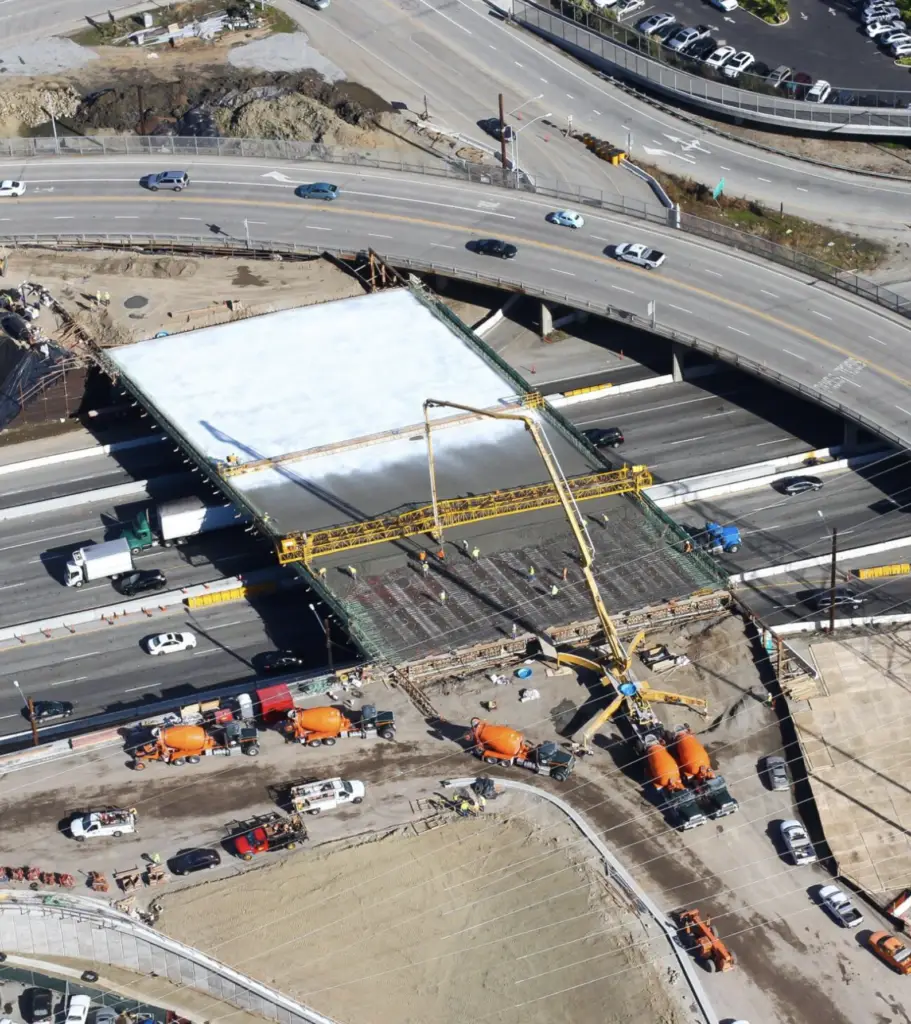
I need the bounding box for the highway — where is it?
[3,157,908,450]
[299,0,911,235]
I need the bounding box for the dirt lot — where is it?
[6,248,365,343]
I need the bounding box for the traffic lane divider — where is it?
[0,471,191,521]
[775,612,911,635]
[731,535,911,583]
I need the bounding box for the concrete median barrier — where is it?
[0,471,190,521]
[731,535,911,584]
[0,435,163,478]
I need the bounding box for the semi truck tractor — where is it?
[64,538,133,588]
[465,718,575,781]
[119,496,249,553]
[285,704,396,746]
[687,521,741,555]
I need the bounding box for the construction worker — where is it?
[422,560,430,575]
[550,584,560,598]
[418,550,427,565]
[347,565,358,579]
[683,540,694,554]
[440,589,447,604]
[102,291,111,306]
[148,852,162,866]
[527,565,536,579]
[461,539,470,553]
[94,289,102,305]
[601,512,610,526]
[317,566,327,580]
[562,566,568,581]
[511,623,518,640]
[471,546,480,560]
[437,548,446,562]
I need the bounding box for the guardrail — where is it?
[515,0,911,132]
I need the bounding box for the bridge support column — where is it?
[540,300,553,339]
[843,421,860,449]
[432,274,448,293]
[672,343,686,383]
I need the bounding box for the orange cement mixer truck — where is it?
[672,726,738,819]
[465,718,575,781]
[131,721,259,770]
[285,704,396,747]
[642,735,706,831]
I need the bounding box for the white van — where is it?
[65,997,91,1024]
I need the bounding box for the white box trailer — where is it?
[158,496,247,544]
[64,538,133,587]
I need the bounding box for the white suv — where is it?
[65,997,91,1024]
[806,80,831,103]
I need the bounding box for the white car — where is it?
[705,44,736,68]
[638,12,676,33]
[146,631,197,655]
[806,80,831,103]
[550,209,584,229]
[614,242,666,269]
[862,5,900,21]
[868,18,906,36]
[818,885,864,928]
[892,39,911,54]
[881,27,911,44]
[617,0,646,15]
[65,996,91,1024]
[723,50,755,78]
[667,25,710,50]
[780,819,817,865]
[709,0,739,9]
[0,180,25,198]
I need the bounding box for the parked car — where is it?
[145,631,197,655]
[862,5,901,21]
[806,80,832,103]
[549,209,585,229]
[687,37,719,60]
[169,848,222,875]
[474,238,517,259]
[767,64,792,87]
[884,28,911,43]
[778,475,823,495]
[787,71,813,99]
[638,12,676,33]
[28,700,75,722]
[583,426,625,448]
[295,182,339,200]
[614,242,666,269]
[709,0,738,9]
[818,885,864,928]
[892,39,911,54]
[763,754,789,791]
[0,180,25,197]
[64,996,91,1024]
[258,650,306,674]
[780,819,817,865]
[867,18,906,37]
[809,586,866,612]
[667,24,710,50]
[24,989,53,1024]
[616,0,646,16]
[652,19,680,39]
[723,50,755,78]
[116,568,167,597]
[705,44,736,69]
[750,61,772,79]
[867,931,911,973]
[144,171,189,192]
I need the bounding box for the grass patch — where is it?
[264,6,297,33]
[637,161,887,273]
[739,0,788,23]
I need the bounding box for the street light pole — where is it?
[512,112,552,185]
[308,603,333,673]
[506,93,543,118]
[817,510,838,632]
[13,680,38,747]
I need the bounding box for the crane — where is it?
[422,397,707,751]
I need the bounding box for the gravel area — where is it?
[0,39,97,77]
[228,32,343,78]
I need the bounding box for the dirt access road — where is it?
[0,614,903,1024]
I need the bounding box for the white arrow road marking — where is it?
[262,171,297,183]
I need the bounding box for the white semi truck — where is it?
[119,496,249,553]
[64,538,134,588]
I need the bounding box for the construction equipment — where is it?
[229,812,308,861]
[640,645,690,672]
[686,521,742,555]
[676,908,735,972]
[130,722,259,770]
[145,864,170,886]
[465,718,575,781]
[285,704,396,746]
[114,867,142,894]
[672,725,738,818]
[420,398,706,756]
[287,777,366,814]
[64,538,133,588]
[642,736,706,831]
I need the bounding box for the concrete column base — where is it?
[540,300,553,339]
[672,342,686,382]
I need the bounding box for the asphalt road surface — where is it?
[3,157,907,449]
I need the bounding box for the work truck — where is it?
[69,808,137,841]
[287,777,366,815]
[64,539,133,588]
[119,496,248,552]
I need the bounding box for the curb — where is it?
[731,533,911,583]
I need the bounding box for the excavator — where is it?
[422,397,708,753]
[675,908,736,972]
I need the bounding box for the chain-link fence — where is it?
[516,0,911,129]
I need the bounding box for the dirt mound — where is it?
[225,92,380,145]
[0,85,80,127]
[95,256,197,279]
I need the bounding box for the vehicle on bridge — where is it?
[808,586,865,613]
[144,170,189,192]
[549,209,585,229]
[583,426,624,449]
[473,238,517,259]
[683,521,742,555]
[64,538,133,588]
[119,496,248,552]
[295,182,339,201]
[28,699,74,722]
[0,180,25,197]
[145,631,197,656]
[115,568,167,597]
[613,242,666,269]
[777,475,823,496]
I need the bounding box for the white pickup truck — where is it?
[288,777,365,815]
[70,808,137,841]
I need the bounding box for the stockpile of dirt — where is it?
[157,815,689,1024]
[0,85,79,128]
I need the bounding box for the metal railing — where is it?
[516,0,911,131]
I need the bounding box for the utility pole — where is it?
[828,526,838,633]
[498,93,508,171]
[324,615,333,673]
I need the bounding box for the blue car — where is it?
[550,209,584,229]
[295,182,339,201]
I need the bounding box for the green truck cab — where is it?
[120,509,155,554]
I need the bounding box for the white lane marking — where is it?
[593,109,602,115]
[760,289,778,298]
[869,335,887,345]
[611,285,634,294]
[720,166,731,170]
[782,349,807,361]
[704,269,723,277]
[51,676,88,687]
[306,225,332,231]
[811,310,832,320]
[757,177,772,182]
[590,236,609,242]
[757,438,793,445]
[431,243,455,249]
[206,619,249,630]
[192,648,222,657]
[179,216,202,221]
[114,216,138,220]
[515,61,523,66]
[345,189,516,219]
[124,684,152,693]
[668,303,692,313]
[417,0,471,33]
[551,268,574,276]
[0,581,27,591]
[896,405,911,417]
[489,44,496,49]
[541,78,548,83]
[368,233,393,239]
[566,93,574,99]
[53,216,73,220]
[843,379,863,388]
[702,412,729,418]
[670,436,706,445]
[728,326,750,335]
[63,651,101,662]
[796,187,809,192]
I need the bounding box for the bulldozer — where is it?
[675,908,735,972]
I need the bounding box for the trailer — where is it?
[229,812,307,860]
[119,496,250,552]
[64,539,133,588]
[287,777,366,814]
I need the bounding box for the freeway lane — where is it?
[3,158,909,447]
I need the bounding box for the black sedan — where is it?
[478,117,514,141]
[24,988,53,1023]
[27,700,75,722]
[584,426,624,448]
[116,568,168,597]
[258,650,306,675]
[474,238,517,259]
[778,475,823,496]
[169,848,222,875]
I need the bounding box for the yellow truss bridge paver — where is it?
[275,465,653,565]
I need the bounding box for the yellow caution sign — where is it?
[564,383,612,398]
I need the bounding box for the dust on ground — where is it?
[6,248,365,343]
[155,802,692,1024]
